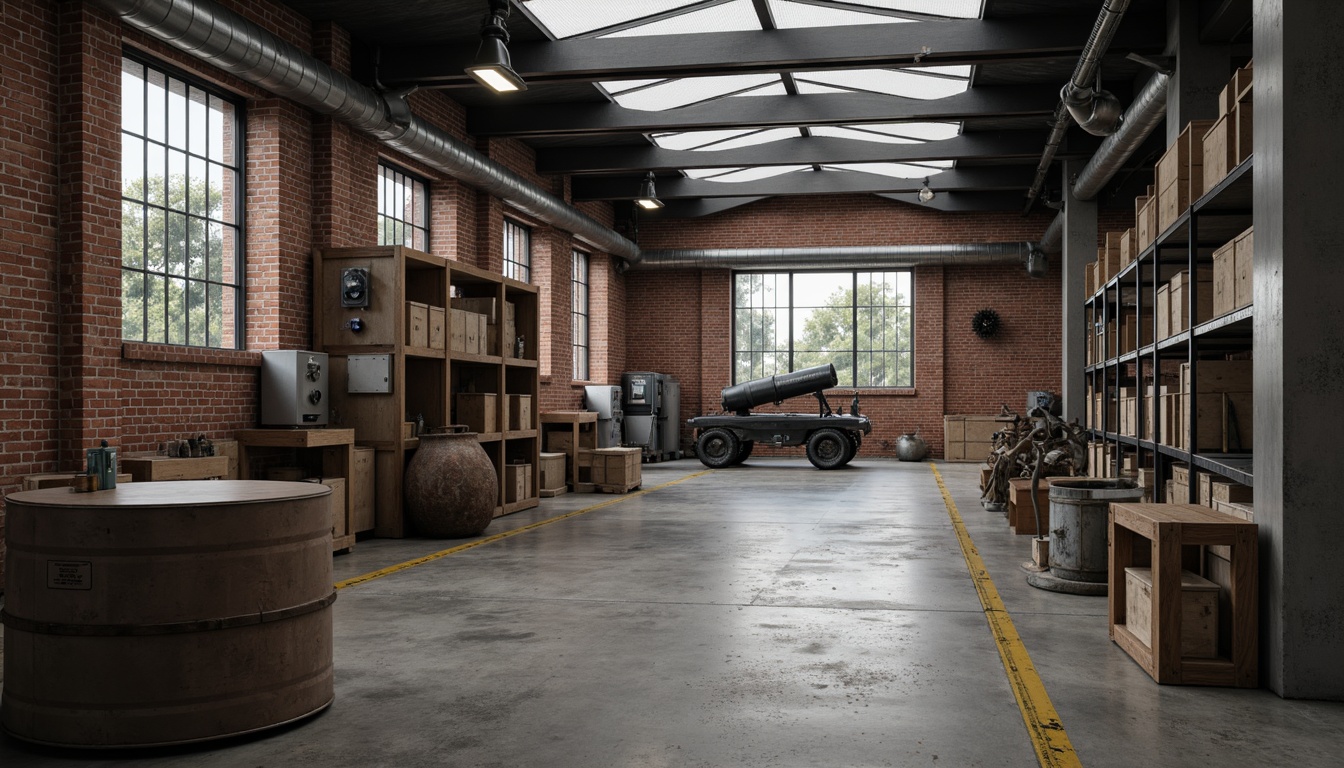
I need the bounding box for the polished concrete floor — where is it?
[3,459,1343,766]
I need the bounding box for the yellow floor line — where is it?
[335,470,713,591]
[930,463,1082,768]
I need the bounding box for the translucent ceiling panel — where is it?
[854,122,961,141]
[601,0,762,38]
[690,127,802,151]
[525,0,703,39]
[916,65,973,79]
[730,81,788,98]
[795,81,849,95]
[684,167,744,179]
[700,165,811,182]
[823,161,954,178]
[653,129,756,150]
[612,73,778,111]
[604,79,667,94]
[810,125,919,144]
[837,0,985,19]
[768,0,911,28]
[796,69,968,100]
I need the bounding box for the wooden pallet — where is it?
[539,486,568,498]
[594,481,641,495]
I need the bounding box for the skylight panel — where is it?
[837,0,985,20]
[690,127,802,151]
[600,0,762,38]
[524,0,705,39]
[653,129,757,150]
[917,65,973,79]
[796,69,968,100]
[611,73,778,111]
[823,161,954,178]
[696,165,812,183]
[794,81,850,95]
[731,81,788,97]
[810,126,919,144]
[684,167,744,179]
[856,122,961,141]
[768,0,912,28]
[603,79,667,95]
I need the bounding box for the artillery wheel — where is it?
[732,440,754,465]
[696,428,741,469]
[806,428,850,470]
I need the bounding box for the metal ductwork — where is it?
[631,243,1039,271]
[1037,70,1170,254]
[90,0,640,262]
[1024,0,1133,211]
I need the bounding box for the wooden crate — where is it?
[507,394,532,432]
[1212,241,1236,317]
[406,301,428,349]
[121,456,229,482]
[451,296,497,323]
[1119,228,1136,269]
[1212,481,1252,506]
[456,393,498,433]
[1155,284,1170,340]
[23,472,132,490]
[351,446,376,533]
[1109,503,1258,687]
[1135,195,1154,249]
[589,447,641,490]
[307,477,348,539]
[1234,226,1254,310]
[1156,120,1217,233]
[1007,477,1052,536]
[449,308,467,352]
[1124,567,1220,659]
[539,452,567,492]
[428,306,446,350]
[504,462,532,503]
[1234,97,1253,165]
[463,311,483,355]
[1084,261,1097,298]
[1203,114,1235,196]
[1169,267,1213,332]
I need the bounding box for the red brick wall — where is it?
[631,195,1060,457]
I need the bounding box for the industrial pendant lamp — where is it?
[918,178,935,203]
[465,0,527,93]
[635,172,664,210]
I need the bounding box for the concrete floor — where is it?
[3,459,1343,766]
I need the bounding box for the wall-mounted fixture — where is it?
[340,267,370,307]
[465,0,527,93]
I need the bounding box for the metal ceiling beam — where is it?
[573,167,1027,201]
[468,85,1060,137]
[537,131,1097,174]
[874,191,1031,212]
[640,196,769,218]
[1200,0,1252,43]
[377,15,1159,88]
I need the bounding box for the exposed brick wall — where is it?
[631,195,1059,457]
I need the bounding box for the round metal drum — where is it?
[1,480,335,748]
[1046,478,1144,584]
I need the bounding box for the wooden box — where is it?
[1157,120,1216,232]
[308,477,347,538]
[23,472,133,490]
[456,393,498,433]
[428,306,446,350]
[451,296,497,323]
[1124,567,1220,659]
[1084,261,1097,298]
[1234,226,1254,309]
[1120,228,1136,269]
[463,311,483,355]
[351,446,375,533]
[1203,114,1235,196]
[943,415,966,444]
[1135,195,1154,249]
[507,394,532,432]
[589,447,641,488]
[539,452,566,491]
[449,308,467,352]
[1102,232,1122,278]
[504,462,532,503]
[1234,97,1253,165]
[963,416,1001,444]
[1212,481,1252,506]
[1212,241,1237,317]
[121,456,229,482]
[1007,477,1052,536]
[1169,268,1213,332]
[1155,284,1171,340]
[406,301,428,349]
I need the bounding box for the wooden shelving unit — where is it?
[313,246,539,537]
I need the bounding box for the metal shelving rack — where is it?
[1084,158,1254,493]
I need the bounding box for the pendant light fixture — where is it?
[465,0,527,93]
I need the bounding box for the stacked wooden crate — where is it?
[1204,62,1254,195]
[1213,226,1255,316]
[943,415,1002,461]
[1157,120,1217,234]
[1177,360,1253,453]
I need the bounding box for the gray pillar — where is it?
[1254,0,1344,700]
[1061,159,1097,425]
[1166,0,1230,142]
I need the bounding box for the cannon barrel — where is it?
[721,364,838,413]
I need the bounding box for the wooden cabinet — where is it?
[313,246,539,537]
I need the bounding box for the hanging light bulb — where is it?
[918,179,935,203]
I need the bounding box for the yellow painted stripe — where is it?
[930,463,1083,768]
[335,470,713,591]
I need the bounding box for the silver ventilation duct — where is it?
[1037,70,1170,254]
[89,0,640,262]
[1024,0,1134,211]
[631,243,1038,271]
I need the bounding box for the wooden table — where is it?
[1109,502,1258,687]
[120,456,229,482]
[540,411,597,489]
[235,428,356,553]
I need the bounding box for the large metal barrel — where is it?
[721,364,837,413]
[1,480,335,748]
[1046,478,1144,584]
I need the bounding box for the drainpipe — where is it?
[89,0,641,262]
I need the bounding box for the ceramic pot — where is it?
[895,431,930,462]
[404,429,497,537]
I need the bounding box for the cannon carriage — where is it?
[687,364,871,470]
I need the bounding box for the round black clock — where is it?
[971,308,1001,339]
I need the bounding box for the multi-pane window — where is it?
[120,56,243,348]
[503,219,531,283]
[572,250,590,380]
[376,163,429,250]
[733,271,914,388]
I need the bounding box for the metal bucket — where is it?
[1046,478,1144,584]
[1,480,335,748]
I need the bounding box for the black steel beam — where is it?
[874,191,1030,212]
[469,85,1060,137]
[572,167,1029,201]
[538,131,1100,174]
[378,15,1161,88]
[1201,0,1252,43]
[641,196,769,218]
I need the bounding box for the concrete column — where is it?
[1060,160,1097,425]
[1253,1,1344,701]
[1165,0,1230,142]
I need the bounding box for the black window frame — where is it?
[503,218,531,283]
[571,250,590,380]
[376,161,430,251]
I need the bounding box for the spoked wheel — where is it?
[696,428,741,469]
[732,440,754,465]
[806,428,850,470]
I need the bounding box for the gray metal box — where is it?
[260,350,329,426]
[347,354,393,394]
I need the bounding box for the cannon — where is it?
[687,364,872,470]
